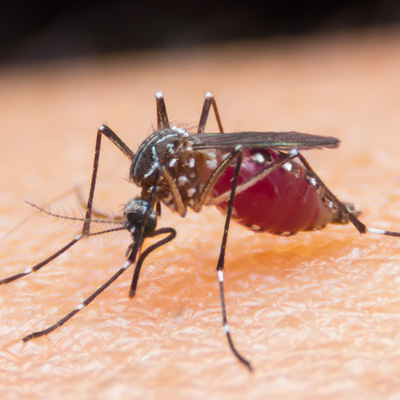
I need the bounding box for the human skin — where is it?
[1,29,400,400]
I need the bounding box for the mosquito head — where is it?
[123,197,157,238]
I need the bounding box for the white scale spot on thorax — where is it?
[206,157,217,170]
[178,175,189,186]
[187,188,196,197]
[172,126,189,136]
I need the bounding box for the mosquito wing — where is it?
[190,131,340,151]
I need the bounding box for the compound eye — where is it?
[125,207,139,223]
[124,198,158,236]
[126,211,141,225]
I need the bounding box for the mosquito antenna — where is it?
[25,200,125,226]
[87,227,127,236]
[2,186,85,241]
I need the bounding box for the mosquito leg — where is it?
[0,237,82,285]
[129,227,176,297]
[197,92,224,134]
[149,147,187,217]
[153,92,226,215]
[74,185,122,221]
[97,125,135,161]
[217,268,253,372]
[23,258,134,341]
[157,164,186,217]
[79,124,133,243]
[193,145,245,212]
[297,152,400,237]
[155,92,170,129]
[1,125,134,285]
[213,147,252,371]
[82,125,133,234]
[23,226,176,342]
[23,172,167,341]
[216,149,242,271]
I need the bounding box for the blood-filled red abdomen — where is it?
[212,149,335,235]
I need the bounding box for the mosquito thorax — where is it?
[129,127,191,185]
[124,197,157,237]
[129,126,217,215]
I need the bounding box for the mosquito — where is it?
[2,92,400,372]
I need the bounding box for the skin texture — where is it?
[1,28,400,399]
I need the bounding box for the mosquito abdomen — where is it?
[212,148,338,235]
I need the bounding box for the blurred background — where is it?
[2,0,400,64]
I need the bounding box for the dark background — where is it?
[2,0,400,64]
